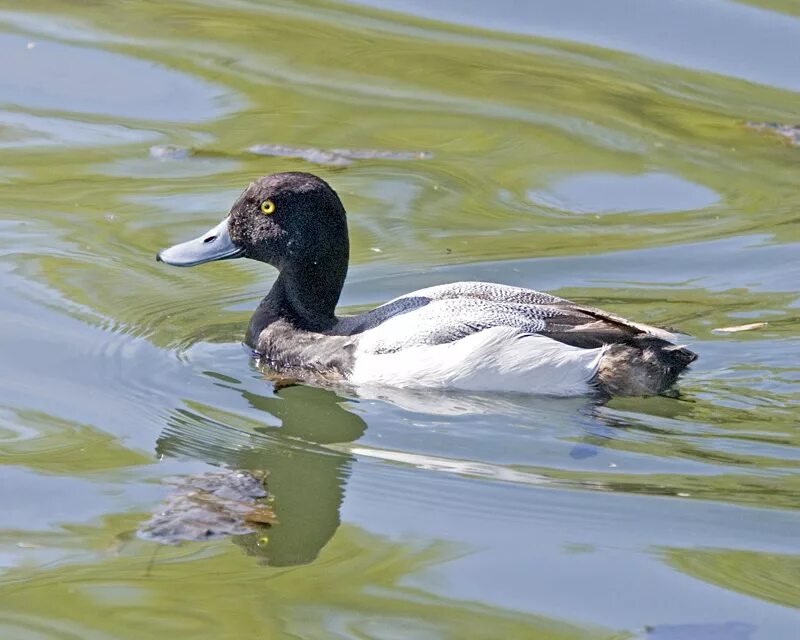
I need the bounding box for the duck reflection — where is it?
[155,380,366,566]
[153,362,692,566]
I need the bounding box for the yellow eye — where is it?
[260,199,276,215]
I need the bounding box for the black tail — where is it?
[596,337,697,396]
[661,342,698,367]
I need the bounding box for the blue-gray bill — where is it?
[156,217,244,266]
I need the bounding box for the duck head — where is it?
[158,172,350,331]
[157,172,349,271]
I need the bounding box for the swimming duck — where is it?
[157,172,696,396]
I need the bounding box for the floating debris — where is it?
[247,143,432,166]
[149,143,431,166]
[746,122,800,147]
[16,541,43,549]
[137,470,275,545]
[149,144,195,160]
[645,621,755,640]
[712,322,767,334]
[330,147,432,161]
[247,144,351,166]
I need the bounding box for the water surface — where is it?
[1,1,799,638]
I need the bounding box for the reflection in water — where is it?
[153,362,757,568]
[645,621,755,640]
[153,372,615,564]
[662,547,800,611]
[527,171,719,215]
[0,522,603,640]
[2,0,799,634]
[156,382,366,566]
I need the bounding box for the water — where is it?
[1,0,799,637]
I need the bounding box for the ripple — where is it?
[1,0,799,634]
[0,409,148,474]
[347,0,800,91]
[528,172,719,215]
[0,32,231,122]
[0,110,158,149]
[663,547,800,610]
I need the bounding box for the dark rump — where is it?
[594,336,697,396]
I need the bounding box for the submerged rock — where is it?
[247,143,432,166]
[137,470,275,544]
[645,621,755,640]
[149,142,431,166]
[330,147,432,161]
[247,144,352,166]
[746,122,800,147]
[148,144,195,160]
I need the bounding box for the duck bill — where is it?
[157,218,244,267]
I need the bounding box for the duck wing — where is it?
[411,281,677,345]
[526,304,675,349]
[343,281,676,354]
[400,281,568,306]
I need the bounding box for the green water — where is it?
[1,0,799,638]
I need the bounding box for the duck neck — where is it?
[247,253,348,346]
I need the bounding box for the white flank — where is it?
[349,326,606,396]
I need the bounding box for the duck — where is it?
[157,172,697,397]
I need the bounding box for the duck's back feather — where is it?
[340,281,675,354]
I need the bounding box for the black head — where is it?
[227,172,348,271]
[157,172,349,272]
[157,172,351,329]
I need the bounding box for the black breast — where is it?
[254,320,359,378]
